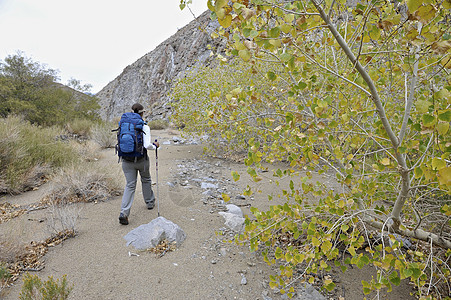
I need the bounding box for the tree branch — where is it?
[399,46,419,146]
[311,0,411,230]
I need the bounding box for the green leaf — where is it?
[422,114,436,126]
[324,279,336,292]
[416,100,431,113]
[389,271,401,286]
[438,110,451,122]
[267,71,277,81]
[269,27,281,38]
[231,171,240,181]
[280,53,292,63]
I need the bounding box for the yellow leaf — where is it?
[269,39,281,48]
[284,14,295,23]
[416,100,431,113]
[216,7,226,19]
[438,167,451,186]
[432,158,446,170]
[380,158,391,166]
[218,14,232,28]
[441,57,451,69]
[437,122,449,135]
[215,0,227,11]
[234,41,246,51]
[238,49,251,61]
[312,237,321,247]
[222,193,230,202]
[406,0,422,13]
[280,23,292,34]
[417,4,436,22]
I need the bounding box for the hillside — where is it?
[96,10,222,121]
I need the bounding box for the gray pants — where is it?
[120,157,155,217]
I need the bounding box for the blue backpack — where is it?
[115,112,146,161]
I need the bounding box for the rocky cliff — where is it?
[96,10,220,121]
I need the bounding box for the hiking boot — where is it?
[119,213,129,225]
[146,202,155,210]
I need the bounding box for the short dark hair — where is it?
[131,103,145,114]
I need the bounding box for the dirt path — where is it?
[0,129,416,299]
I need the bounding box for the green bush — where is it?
[19,273,72,300]
[0,116,79,194]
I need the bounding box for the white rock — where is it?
[226,204,243,217]
[124,216,186,250]
[201,182,218,189]
[218,212,245,232]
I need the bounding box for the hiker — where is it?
[117,103,160,225]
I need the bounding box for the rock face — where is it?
[96,11,221,121]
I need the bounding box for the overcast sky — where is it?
[0,0,208,93]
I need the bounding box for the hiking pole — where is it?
[154,139,160,217]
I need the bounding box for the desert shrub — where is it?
[147,119,169,130]
[68,139,103,162]
[0,239,27,264]
[0,262,11,292]
[64,118,95,138]
[43,161,122,206]
[91,121,117,149]
[46,203,82,236]
[19,273,72,300]
[0,116,79,194]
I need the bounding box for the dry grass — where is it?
[0,116,79,195]
[69,139,104,162]
[91,121,117,149]
[46,203,82,236]
[0,239,28,265]
[147,119,169,130]
[42,161,122,206]
[65,119,93,137]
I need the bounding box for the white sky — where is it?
[0,0,208,93]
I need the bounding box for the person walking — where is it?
[118,103,159,225]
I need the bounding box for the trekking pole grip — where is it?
[154,139,158,158]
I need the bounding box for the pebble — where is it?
[240,274,247,285]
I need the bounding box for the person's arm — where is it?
[143,125,159,150]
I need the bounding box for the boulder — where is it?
[226,204,243,218]
[124,216,186,250]
[218,212,245,232]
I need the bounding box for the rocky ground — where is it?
[0,129,416,299]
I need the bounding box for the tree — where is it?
[177,0,450,297]
[0,53,100,126]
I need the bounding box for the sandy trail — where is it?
[1,129,416,299]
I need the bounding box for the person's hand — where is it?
[153,141,160,148]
